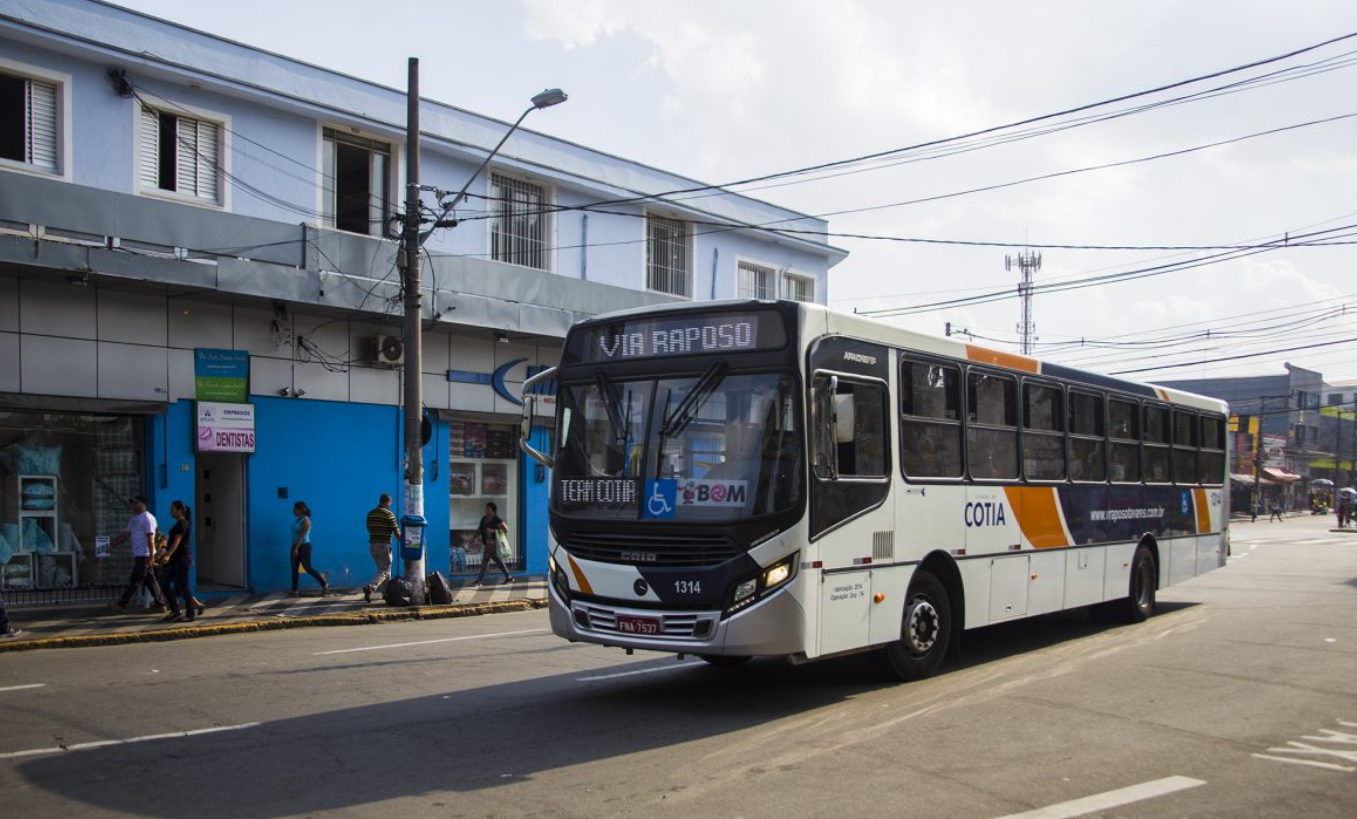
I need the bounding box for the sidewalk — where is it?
[0,577,547,653]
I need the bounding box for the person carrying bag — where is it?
[472,501,513,587]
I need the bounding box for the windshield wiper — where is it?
[660,361,728,440]
[594,371,628,443]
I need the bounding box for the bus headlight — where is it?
[734,578,757,602]
[764,561,792,589]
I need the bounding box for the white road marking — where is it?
[1231,553,1250,560]
[578,662,698,682]
[1250,544,1258,550]
[314,628,548,655]
[991,776,1205,819]
[0,722,260,761]
[0,683,46,693]
[1252,754,1356,772]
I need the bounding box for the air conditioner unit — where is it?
[369,335,404,367]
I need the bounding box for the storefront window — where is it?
[448,420,519,574]
[0,411,144,596]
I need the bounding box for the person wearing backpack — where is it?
[472,501,513,587]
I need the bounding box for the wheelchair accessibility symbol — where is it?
[643,479,677,519]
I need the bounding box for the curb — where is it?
[0,598,548,653]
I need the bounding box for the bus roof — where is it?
[576,299,1228,414]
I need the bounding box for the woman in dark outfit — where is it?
[473,501,513,586]
[160,500,203,622]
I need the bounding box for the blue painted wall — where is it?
[241,397,455,592]
[145,402,198,593]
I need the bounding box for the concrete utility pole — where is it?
[1006,251,1041,356]
[1253,394,1292,513]
[402,57,426,602]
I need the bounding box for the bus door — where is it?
[808,338,895,656]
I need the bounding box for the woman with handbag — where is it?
[472,501,513,586]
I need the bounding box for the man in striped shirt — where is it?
[363,493,400,603]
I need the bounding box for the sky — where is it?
[105,0,1357,385]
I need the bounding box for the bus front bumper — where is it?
[548,581,807,657]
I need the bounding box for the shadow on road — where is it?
[17,605,1196,816]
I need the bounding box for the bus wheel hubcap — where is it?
[905,600,939,653]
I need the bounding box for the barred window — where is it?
[0,71,58,172]
[737,260,774,299]
[140,104,221,203]
[490,173,550,270]
[782,272,815,303]
[646,214,691,297]
[967,372,1018,480]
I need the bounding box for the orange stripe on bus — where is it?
[1157,388,1171,402]
[1193,487,1211,534]
[965,345,1040,374]
[1003,486,1069,548]
[567,554,594,596]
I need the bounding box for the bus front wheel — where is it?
[871,570,952,682]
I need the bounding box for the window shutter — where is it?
[25,78,58,170]
[195,120,220,201]
[138,105,160,189]
[176,116,198,195]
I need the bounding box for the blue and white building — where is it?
[0,0,846,599]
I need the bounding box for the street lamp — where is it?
[426,88,569,234]
[400,64,567,602]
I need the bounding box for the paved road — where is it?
[1,517,1354,818]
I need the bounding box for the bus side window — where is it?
[1199,415,1225,485]
[813,375,887,480]
[901,361,963,479]
[1069,391,1107,482]
[1173,410,1199,484]
[1143,404,1171,483]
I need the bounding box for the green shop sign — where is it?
[194,349,249,402]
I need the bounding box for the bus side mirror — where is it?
[834,393,856,444]
[519,366,556,469]
[813,375,840,480]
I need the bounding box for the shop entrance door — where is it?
[196,454,247,588]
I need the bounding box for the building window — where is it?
[322,127,391,235]
[0,70,58,172]
[782,271,815,302]
[139,104,221,202]
[490,172,551,270]
[737,260,774,299]
[646,214,691,297]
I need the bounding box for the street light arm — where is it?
[421,105,535,245]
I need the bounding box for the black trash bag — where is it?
[383,577,414,607]
[426,571,454,605]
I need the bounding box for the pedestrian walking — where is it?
[110,495,166,612]
[363,493,400,603]
[1269,500,1285,522]
[0,587,19,638]
[289,501,328,595]
[1337,501,1346,529]
[472,501,513,587]
[1252,498,1260,523]
[158,500,203,622]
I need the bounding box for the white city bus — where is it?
[520,300,1228,680]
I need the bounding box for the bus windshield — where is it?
[554,372,802,521]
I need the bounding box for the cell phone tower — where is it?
[1006,250,1042,356]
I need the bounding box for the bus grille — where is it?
[574,602,717,640]
[565,532,742,567]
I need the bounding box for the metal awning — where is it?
[1263,467,1303,482]
[1230,472,1266,484]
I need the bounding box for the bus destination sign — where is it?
[569,312,785,363]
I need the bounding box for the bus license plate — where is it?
[616,614,661,635]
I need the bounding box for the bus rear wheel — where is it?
[871,569,952,682]
[1117,545,1157,623]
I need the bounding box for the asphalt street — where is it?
[1,515,1354,818]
